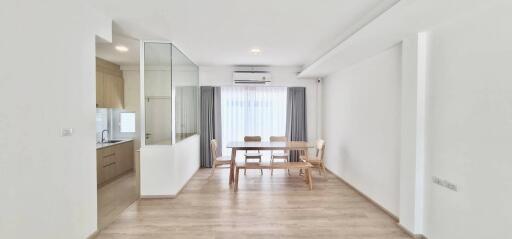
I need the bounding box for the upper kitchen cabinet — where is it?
[96,58,124,109]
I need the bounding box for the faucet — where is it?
[101,129,109,143]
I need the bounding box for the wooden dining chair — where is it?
[269,136,290,176]
[210,139,231,177]
[300,139,326,176]
[244,136,263,175]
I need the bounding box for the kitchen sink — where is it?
[104,140,123,143]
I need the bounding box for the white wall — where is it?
[140,135,200,196]
[424,3,512,238]
[322,45,402,216]
[320,2,512,238]
[0,0,111,238]
[199,66,320,145]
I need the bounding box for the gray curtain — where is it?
[286,87,307,162]
[200,86,222,168]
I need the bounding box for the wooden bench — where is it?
[234,161,314,192]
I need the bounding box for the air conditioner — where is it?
[233,71,271,85]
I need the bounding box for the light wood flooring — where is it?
[96,168,411,239]
[98,171,139,230]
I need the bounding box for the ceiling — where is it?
[91,0,399,67]
[96,34,139,66]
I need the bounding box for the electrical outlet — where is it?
[432,176,458,192]
[61,128,73,137]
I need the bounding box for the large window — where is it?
[221,86,287,156]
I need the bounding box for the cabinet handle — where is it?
[103,162,116,168]
[103,153,116,158]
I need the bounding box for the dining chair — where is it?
[210,139,231,177]
[269,136,290,176]
[300,139,326,176]
[244,136,263,175]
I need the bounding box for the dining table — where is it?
[226,141,313,185]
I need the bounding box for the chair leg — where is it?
[285,158,290,176]
[259,157,263,175]
[321,162,327,177]
[235,167,240,192]
[244,158,247,175]
[270,156,274,176]
[307,169,313,190]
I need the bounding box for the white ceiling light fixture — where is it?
[115,45,129,52]
[250,48,262,55]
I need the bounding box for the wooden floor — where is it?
[96,168,411,239]
[98,171,138,230]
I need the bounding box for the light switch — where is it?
[432,176,458,192]
[61,128,73,136]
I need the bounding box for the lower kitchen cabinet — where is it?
[97,141,134,186]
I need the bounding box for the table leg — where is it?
[229,148,236,185]
[308,168,313,190]
[299,149,307,176]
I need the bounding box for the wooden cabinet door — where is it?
[96,58,123,109]
[103,73,115,108]
[115,141,134,174]
[113,75,124,109]
[122,141,134,172]
[96,71,104,108]
[96,149,103,185]
[114,144,126,174]
[100,147,117,183]
[125,142,134,170]
[102,73,124,109]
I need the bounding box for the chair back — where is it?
[269,136,287,142]
[315,139,326,161]
[210,139,218,160]
[270,136,288,153]
[244,136,261,142]
[244,136,261,153]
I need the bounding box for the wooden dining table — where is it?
[226,141,313,185]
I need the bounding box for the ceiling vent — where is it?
[233,71,271,85]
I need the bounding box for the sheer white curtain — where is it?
[221,86,287,156]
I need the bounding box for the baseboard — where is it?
[397,224,428,239]
[140,194,177,199]
[326,168,429,239]
[326,168,399,222]
[86,230,99,239]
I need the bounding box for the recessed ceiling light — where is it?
[250,48,262,55]
[115,45,129,52]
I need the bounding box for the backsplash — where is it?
[96,108,109,142]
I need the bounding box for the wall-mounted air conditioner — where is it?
[233,71,271,85]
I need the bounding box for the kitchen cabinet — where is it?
[96,58,124,109]
[96,140,134,186]
[96,71,104,107]
[116,141,134,173]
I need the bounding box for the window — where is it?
[221,86,287,156]
[119,112,136,133]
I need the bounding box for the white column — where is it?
[399,32,429,235]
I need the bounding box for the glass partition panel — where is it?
[172,45,199,143]
[144,42,172,145]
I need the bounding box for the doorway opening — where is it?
[95,33,141,229]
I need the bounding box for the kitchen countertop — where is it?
[96,139,134,149]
